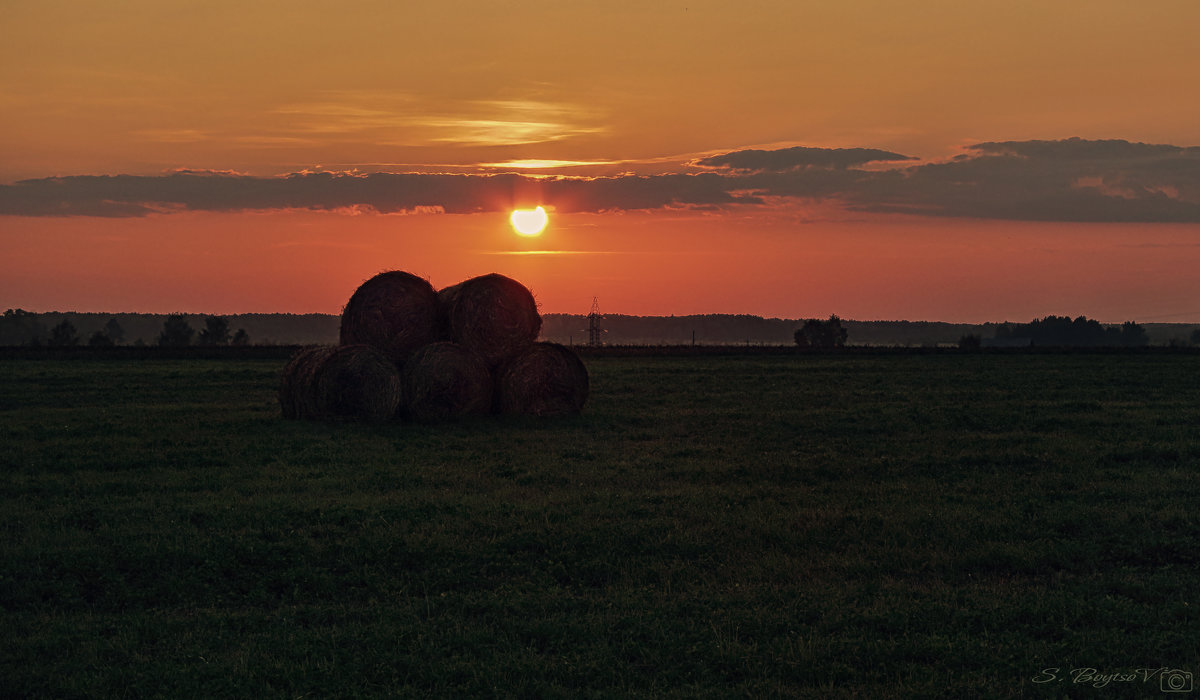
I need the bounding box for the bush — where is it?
[794,315,847,348]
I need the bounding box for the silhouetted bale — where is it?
[279,344,401,423]
[438,273,541,369]
[279,346,327,420]
[340,270,444,367]
[496,342,589,417]
[313,344,403,423]
[400,342,492,422]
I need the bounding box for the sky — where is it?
[2,0,1199,322]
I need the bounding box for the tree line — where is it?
[4,309,1197,349]
[985,315,1151,348]
[1,309,249,347]
[793,314,1162,349]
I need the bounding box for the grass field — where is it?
[2,351,1198,698]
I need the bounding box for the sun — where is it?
[510,206,548,236]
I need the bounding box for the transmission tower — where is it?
[587,296,605,346]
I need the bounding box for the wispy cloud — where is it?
[3,139,1198,222]
[404,118,602,146]
[480,250,623,256]
[273,93,606,147]
[133,128,210,143]
[475,159,625,172]
[232,135,317,147]
[274,99,418,135]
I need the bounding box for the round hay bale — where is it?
[280,345,401,423]
[339,270,444,367]
[438,273,541,369]
[311,344,402,423]
[279,346,328,420]
[400,341,493,422]
[496,342,589,417]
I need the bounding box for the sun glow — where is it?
[510,206,549,236]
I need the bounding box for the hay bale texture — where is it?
[340,271,444,367]
[279,344,401,423]
[400,342,492,422]
[439,273,541,369]
[279,346,327,419]
[496,342,589,416]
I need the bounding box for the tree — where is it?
[158,314,195,347]
[103,318,125,345]
[88,330,115,347]
[48,319,79,347]
[794,322,817,348]
[197,316,231,346]
[1,309,46,346]
[1118,321,1148,347]
[794,315,848,349]
[231,328,250,346]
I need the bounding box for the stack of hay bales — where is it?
[279,270,588,423]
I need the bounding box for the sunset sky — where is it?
[3,1,1199,322]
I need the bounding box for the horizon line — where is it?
[10,309,1200,326]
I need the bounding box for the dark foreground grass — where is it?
[1,352,1198,698]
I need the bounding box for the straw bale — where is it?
[400,341,493,422]
[438,273,541,369]
[340,270,444,366]
[279,344,401,423]
[279,346,327,420]
[496,342,588,416]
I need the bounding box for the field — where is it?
[2,351,1198,698]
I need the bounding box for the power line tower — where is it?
[587,297,605,346]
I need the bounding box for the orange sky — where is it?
[2,1,1199,322]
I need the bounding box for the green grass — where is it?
[1,352,1198,698]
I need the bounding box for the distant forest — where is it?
[541,314,995,347]
[4,309,1199,348]
[0,311,338,348]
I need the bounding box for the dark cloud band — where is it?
[0,171,760,217]
[2,139,1197,222]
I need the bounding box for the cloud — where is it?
[699,138,1200,222]
[968,138,1199,161]
[2,139,1198,222]
[0,170,754,217]
[695,146,915,172]
[847,138,1200,222]
[476,159,623,170]
[407,117,604,147]
[275,94,606,147]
